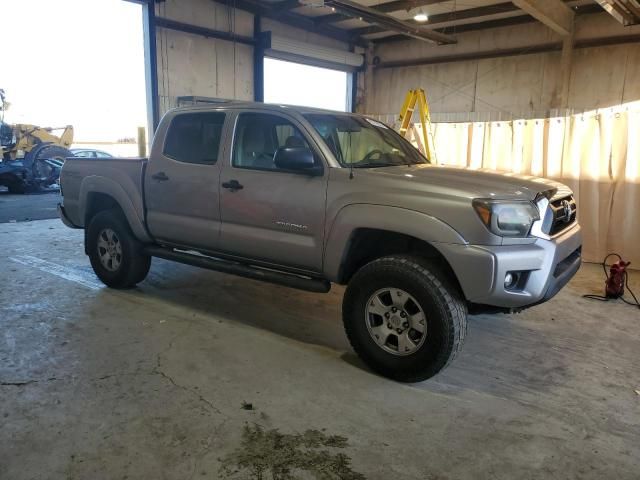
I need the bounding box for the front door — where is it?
[218,111,327,273]
[145,110,227,251]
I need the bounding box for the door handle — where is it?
[222,179,243,191]
[151,171,169,181]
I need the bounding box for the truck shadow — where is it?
[139,258,351,352]
[80,256,637,436]
[132,257,580,399]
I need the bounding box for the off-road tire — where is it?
[27,144,71,186]
[342,255,467,382]
[87,209,151,288]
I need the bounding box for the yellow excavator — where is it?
[0,89,74,193]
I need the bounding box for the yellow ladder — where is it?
[398,89,436,163]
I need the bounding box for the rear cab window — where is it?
[163,112,226,165]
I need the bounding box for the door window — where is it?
[163,112,226,164]
[232,113,312,171]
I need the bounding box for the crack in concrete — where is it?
[2,322,231,442]
[0,377,58,387]
[152,365,223,415]
[151,322,230,418]
[3,367,230,423]
[1,380,38,387]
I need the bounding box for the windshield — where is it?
[304,114,428,168]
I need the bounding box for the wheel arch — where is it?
[324,204,467,290]
[80,176,151,246]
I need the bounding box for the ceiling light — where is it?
[412,8,429,22]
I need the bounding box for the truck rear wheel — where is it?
[87,209,151,289]
[342,255,467,382]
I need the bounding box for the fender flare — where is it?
[323,203,467,282]
[79,175,152,243]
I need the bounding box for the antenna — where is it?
[348,129,354,179]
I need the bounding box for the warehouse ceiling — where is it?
[235,0,611,45]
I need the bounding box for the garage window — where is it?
[163,112,226,164]
[264,58,349,111]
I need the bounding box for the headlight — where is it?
[472,199,540,237]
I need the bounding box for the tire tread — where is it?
[87,209,150,289]
[343,255,467,382]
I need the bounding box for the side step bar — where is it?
[143,246,331,293]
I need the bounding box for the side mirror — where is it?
[274,147,322,175]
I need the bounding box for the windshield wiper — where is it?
[352,161,421,168]
[351,162,396,168]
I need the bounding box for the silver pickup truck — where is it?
[59,102,582,381]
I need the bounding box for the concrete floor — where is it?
[1,219,639,480]
[0,188,60,223]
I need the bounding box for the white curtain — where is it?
[400,101,640,265]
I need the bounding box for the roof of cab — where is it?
[168,101,360,117]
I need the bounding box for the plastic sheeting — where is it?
[396,101,640,265]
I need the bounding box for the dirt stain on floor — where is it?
[219,424,365,480]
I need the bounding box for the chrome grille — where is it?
[544,195,577,236]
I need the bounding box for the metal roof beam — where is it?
[350,2,519,36]
[325,0,457,43]
[373,3,602,43]
[375,33,640,68]
[313,0,450,23]
[373,0,451,13]
[215,0,367,46]
[595,0,640,24]
[272,0,302,12]
[512,0,574,35]
[314,12,352,24]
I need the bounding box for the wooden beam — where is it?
[512,0,574,35]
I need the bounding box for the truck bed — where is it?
[59,157,148,229]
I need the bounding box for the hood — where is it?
[362,164,570,201]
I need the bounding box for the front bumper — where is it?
[439,224,582,308]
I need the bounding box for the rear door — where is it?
[145,110,228,250]
[218,111,328,273]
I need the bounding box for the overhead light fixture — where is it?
[412,7,429,22]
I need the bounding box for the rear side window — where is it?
[163,112,226,164]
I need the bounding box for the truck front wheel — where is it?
[87,209,151,289]
[342,255,467,382]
